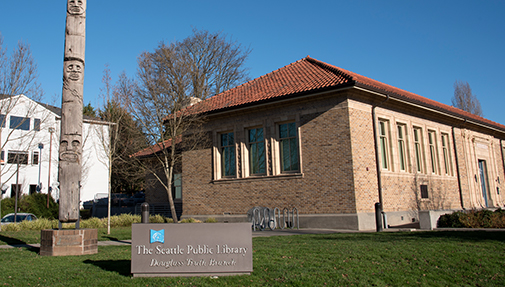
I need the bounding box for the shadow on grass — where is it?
[0,234,39,253]
[311,230,505,243]
[84,259,131,277]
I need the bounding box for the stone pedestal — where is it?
[40,229,98,256]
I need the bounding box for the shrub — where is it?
[204,217,218,223]
[80,217,105,229]
[1,194,58,219]
[180,218,202,223]
[110,213,140,227]
[149,214,165,223]
[437,209,505,228]
[437,211,466,228]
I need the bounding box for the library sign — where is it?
[131,223,252,277]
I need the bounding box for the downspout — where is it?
[372,95,390,218]
[452,119,467,210]
[500,140,505,207]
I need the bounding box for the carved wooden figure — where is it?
[59,0,86,222]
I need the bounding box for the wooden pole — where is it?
[47,127,55,208]
[58,0,86,222]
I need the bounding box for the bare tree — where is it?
[0,34,46,230]
[126,29,250,223]
[0,35,45,183]
[93,66,147,233]
[452,80,483,117]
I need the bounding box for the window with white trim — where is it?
[219,132,236,178]
[413,127,424,173]
[248,127,266,175]
[428,130,439,174]
[279,122,299,172]
[441,133,452,175]
[378,120,391,170]
[172,173,182,200]
[7,151,29,165]
[10,116,30,130]
[397,124,408,172]
[34,118,41,131]
[32,151,39,165]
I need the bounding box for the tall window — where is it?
[0,150,4,164]
[378,120,390,170]
[219,132,236,177]
[7,151,29,165]
[279,122,299,172]
[9,116,30,130]
[0,114,5,128]
[397,124,407,171]
[428,130,438,174]
[441,133,452,175]
[32,151,39,165]
[502,146,505,176]
[34,118,41,131]
[420,184,429,199]
[172,173,182,200]
[248,127,266,175]
[413,127,424,173]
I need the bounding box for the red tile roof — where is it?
[132,136,181,158]
[190,56,505,132]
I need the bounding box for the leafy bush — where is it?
[180,218,202,223]
[437,209,505,228]
[204,217,218,223]
[1,193,58,219]
[0,213,202,231]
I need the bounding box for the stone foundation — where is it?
[40,229,98,256]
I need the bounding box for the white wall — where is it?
[0,95,110,208]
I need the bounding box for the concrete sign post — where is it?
[131,223,252,277]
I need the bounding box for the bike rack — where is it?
[251,206,298,231]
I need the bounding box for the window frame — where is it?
[33,118,41,131]
[378,119,391,170]
[413,127,424,173]
[7,151,29,165]
[9,116,30,131]
[218,131,236,178]
[247,127,266,176]
[172,173,182,200]
[441,133,452,176]
[427,130,439,174]
[278,122,300,173]
[32,151,39,165]
[420,184,429,199]
[397,123,408,172]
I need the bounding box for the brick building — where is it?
[146,57,505,230]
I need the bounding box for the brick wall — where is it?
[182,91,357,216]
[147,88,505,222]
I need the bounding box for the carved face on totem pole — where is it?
[67,0,86,15]
[60,136,81,163]
[64,60,83,83]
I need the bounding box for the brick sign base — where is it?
[40,229,98,256]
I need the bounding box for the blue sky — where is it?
[1,1,504,124]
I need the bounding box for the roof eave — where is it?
[353,83,505,134]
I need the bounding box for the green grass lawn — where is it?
[0,230,504,286]
[0,227,132,245]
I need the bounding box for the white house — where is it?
[0,94,110,207]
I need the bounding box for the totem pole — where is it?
[59,0,86,222]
